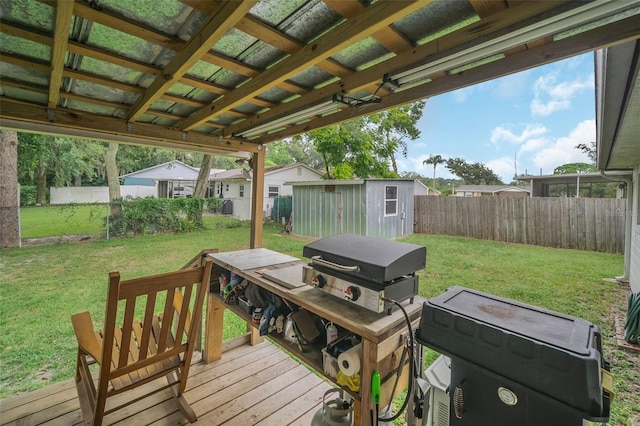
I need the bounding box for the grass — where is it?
[19,204,108,239]
[1,207,638,424]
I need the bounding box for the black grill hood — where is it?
[303,233,426,283]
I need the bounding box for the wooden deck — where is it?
[0,341,334,425]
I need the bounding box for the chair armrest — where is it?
[71,311,102,363]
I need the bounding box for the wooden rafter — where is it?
[258,14,640,144]
[224,0,566,137]
[127,1,257,122]
[178,0,430,131]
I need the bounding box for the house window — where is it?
[239,184,244,198]
[385,185,398,216]
[465,192,473,197]
[268,186,279,198]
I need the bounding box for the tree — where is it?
[553,162,596,174]
[104,142,122,216]
[266,137,324,168]
[369,101,424,173]
[575,141,596,163]
[445,158,503,185]
[193,154,213,198]
[307,102,424,179]
[423,154,445,192]
[1,130,20,248]
[17,133,103,204]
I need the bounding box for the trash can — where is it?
[416,286,612,426]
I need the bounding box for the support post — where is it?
[0,130,20,248]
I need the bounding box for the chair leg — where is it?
[166,371,197,423]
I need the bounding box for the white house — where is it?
[210,163,323,220]
[454,185,530,198]
[595,40,639,293]
[120,160,224,198]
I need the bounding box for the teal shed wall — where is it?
[292,180,415,239]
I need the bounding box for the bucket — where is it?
[310,388,353,426]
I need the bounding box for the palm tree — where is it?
[423,154,445,194]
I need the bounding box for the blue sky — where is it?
[397,52,596,183]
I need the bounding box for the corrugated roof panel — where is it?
[288,66,335,90]
[0,0,54,31]
[0,33,50,61]
[0,62,49,85]
[394,0,477,45]
[85,23,163,64]
[241,43,288,70]
[213,27,258,58]
[188,89,218,104]
[211,69,249,89]
[77,56,144,85]
[276,0,343,44]
[71,80,138,104]
[332,36,390,72]
[99,0,192,35]
[65,98,125,118]
[250,0,308,28]
[188,60,222,80]
[1,86,47,105]
[256,86,293,104]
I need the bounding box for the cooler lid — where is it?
[428,286,596,356]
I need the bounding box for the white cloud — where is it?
[490,123,548,145]
[519,137,549,153]
[486,157,517,183]
[530,72,594,117]
[531,119,595,174]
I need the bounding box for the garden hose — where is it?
[624,292,640,345]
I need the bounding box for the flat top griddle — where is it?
[303,233,426,283]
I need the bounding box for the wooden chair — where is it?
[71,257,213,425]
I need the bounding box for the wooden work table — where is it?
[203,248,425,425]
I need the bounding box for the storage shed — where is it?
[288,179,417,240]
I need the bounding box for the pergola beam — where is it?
[127,1,256,122]
[178,0,430,131]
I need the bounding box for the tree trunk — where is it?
[104,142,122,216]
[194,154,213,198]
[0,130,21,248]
[36,158,47,205]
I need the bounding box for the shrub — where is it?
[105,197,205,237]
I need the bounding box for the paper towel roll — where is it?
[338,343,361,376]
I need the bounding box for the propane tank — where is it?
[311,388,353,426]
[326,322,338,344]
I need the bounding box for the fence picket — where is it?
[414,196,626,254]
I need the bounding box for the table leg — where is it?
[203,293,225,363]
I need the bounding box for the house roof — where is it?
[212,162,321,181]
[1,1,639,156]
[456,185,530,194]
[515,172,631,185]
[119,160,199,180]
[596,39,640,171]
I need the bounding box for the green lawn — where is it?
[1,208,638,424]
[19,204,109,239]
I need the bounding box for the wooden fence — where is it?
[414,196,627,254]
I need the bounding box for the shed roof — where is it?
[2,1,639,155]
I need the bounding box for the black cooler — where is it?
[416,286,612,426]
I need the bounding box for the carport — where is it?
[2,0,639,248]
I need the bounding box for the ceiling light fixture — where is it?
[385,0,637,89]
[235,100,340,139]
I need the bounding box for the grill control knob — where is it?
[345,286,361,302]
[311,274,326,288]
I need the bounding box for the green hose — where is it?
[624,292,640,345]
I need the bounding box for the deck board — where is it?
[0,341,334,426]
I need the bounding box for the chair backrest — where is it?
[98,258,213,392]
